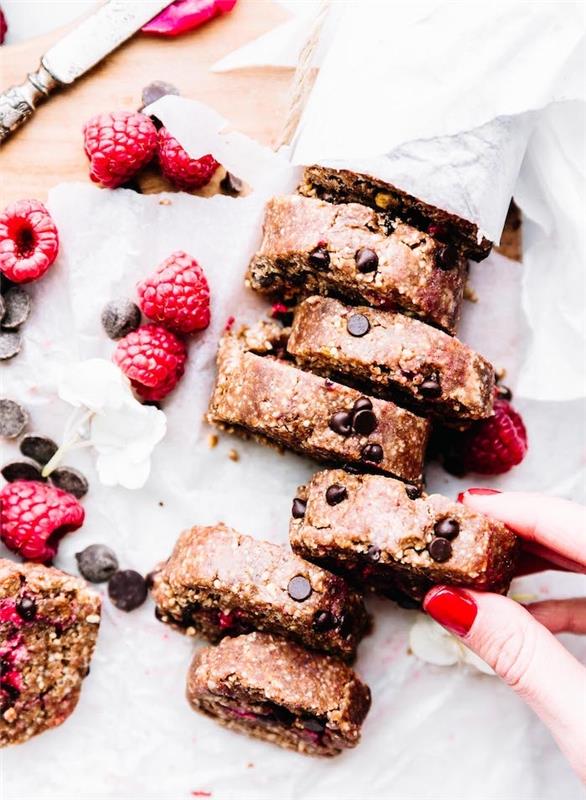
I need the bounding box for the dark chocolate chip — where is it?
[0,399,28,438]
[437,243,458,270]
[394,593,421,610]
[50,466,89,499]
[355,247,378,273]
[1,461,44,482]
[145,569,158,589]
[352,396,372,413]
[108,570,147,611]
[325,484,347,506]
[433,518,460,540]
[0,331,21,360]
[352,408,377,435]
[1,287,30,330]
[366,545,381,562]
[420,373,442,398]
[337,613,354,638]
[76,544,119,583]
[428,537,453,562]
[220,171,243,196]
[361,443,383,464]
[15,596,37,621]
[271,705,295,727]
[346,313,370,337]
[302,716,326,733]
[287,575,312,602]
[180,603,201,626]
[291,498,307,519]
[101,298,141,340]
[0,682,20,702]
[141,80,179,108]
[308,246,330,270]
[404,484,421,500]
[19,433,58,466]
[329,410,353,436]
[496,384,513,401]
[313,610,336,632]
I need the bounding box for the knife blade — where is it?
[0,0,173,144]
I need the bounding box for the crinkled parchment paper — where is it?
[1,95,585,800]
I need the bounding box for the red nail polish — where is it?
[466,488,501,496]
[424,586,478,637]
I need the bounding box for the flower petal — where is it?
[58,359,133,411]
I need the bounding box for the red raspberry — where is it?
[83,111,157,189]
[157,126,219,190]
[0,200,59,284]
[0,481,85,563]
[0,7,7,44]
[446,399,528,475]
[137,251,210,334]
[113,323,187,401]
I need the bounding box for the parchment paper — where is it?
[1,98,585,800]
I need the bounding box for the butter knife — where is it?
[0,0,172,144]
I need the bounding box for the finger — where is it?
[424,586,586,781]
[522,541,586,575]
[525,598,586,634]
[460,490,586,568]
[515,549,571,576]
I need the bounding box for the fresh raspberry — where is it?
[113,323,187,401]
[444,399,528,475]
[0,7,7,44]
[0,200,59,284]
[137,251,210,334]
[83,111,157,189]
[0,481,85,563]
[157,126,219,190]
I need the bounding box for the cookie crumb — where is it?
[228,448,239,462]
[495,366,507,381]
[207,433,219,449]
[158,500,164,507]
[463,283,478,302]
[158,197,172,206]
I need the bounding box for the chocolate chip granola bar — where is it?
[287,296,495,422]
[299,165,492,262]
[207,322,430,485]
[186,632,371,756]
[0,559,101,747]
[150,523,369,661]
[289,470,519,607]
[246,194,467,333]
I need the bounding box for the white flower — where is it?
[46,358,167,490]
[409,613,495,675]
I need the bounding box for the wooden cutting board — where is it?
[0,0,292,206]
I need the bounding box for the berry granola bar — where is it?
[186,632,371,756]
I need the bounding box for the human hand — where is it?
[423,489,586,782]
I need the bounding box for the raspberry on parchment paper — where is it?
[113,323,187,402]
[157,126,219,190]
[137,250,210,334]
[0,200,59,284]
[83,111,158,189]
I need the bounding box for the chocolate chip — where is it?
[0,331,21,360]
[325,484,347,506]
[77,544,119,583]
[346,313,370,337]
[308,246,330,270]
[313,610,336,632]
[180,603,201,626]
[366,545,381,562]
[108,570,147,611]
[434,518,460,540]
[352,397,372,413]
[329,410,353,436]
[337,613,354,638]
[15,596,37,621]
[1,461,44,482]
[271,705,295,727]
[1,287,30,330]
[0,399,28,438]
[291,498,307,519]
[352,408,377,435]
[361,443,383,464]
[420,373,442,398]
[437,243,458,270]
[0,682,20,702]
[50,466,89,499]
[428,537,453,562]
[101,298,141,340]
[220,171,243,196]
[141,80,179,108]
[302,716,326,733]
[355,247,378,273]
[287,575,312,602]
[404,484,421,500]
[20,433,58,466]
[496,384,513,401]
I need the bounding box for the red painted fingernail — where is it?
[423,586,478,637]
[466,488,501,496]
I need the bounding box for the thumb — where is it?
[424,586,586,781]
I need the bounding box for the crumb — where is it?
[228,448,239,462]
[463,283,478,302]
[207,433,219,449]
[406,646,413,656]
[224,315,235,332]
[495,366,507,381]
[247,763,254,768]
[191,792,212,798]
[158,197,172,206]
[158,501,164,507]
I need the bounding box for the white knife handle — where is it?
[0,63,61,144]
